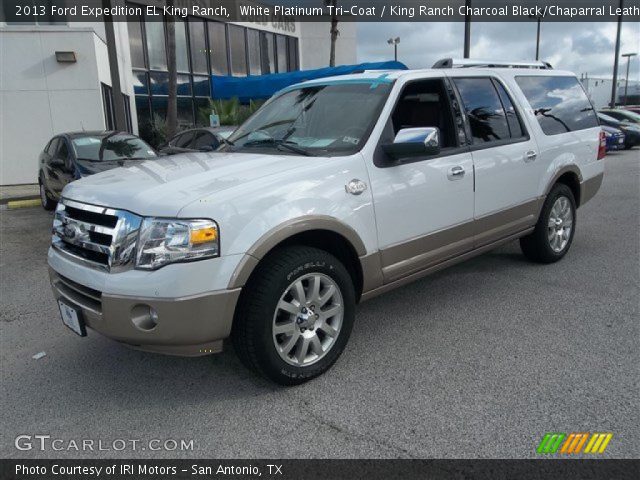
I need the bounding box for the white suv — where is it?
[49,59,604,384]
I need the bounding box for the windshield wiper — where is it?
[240,138,314,156]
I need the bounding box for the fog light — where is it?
[131,304,158,331]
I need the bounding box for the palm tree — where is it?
[165,0,178,139]
[325,0,339,67]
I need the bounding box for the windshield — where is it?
[72,133,157,161]
[225,82,392,156]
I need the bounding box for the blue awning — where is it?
[211,61,408,102]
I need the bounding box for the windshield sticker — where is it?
[342,136,360,145]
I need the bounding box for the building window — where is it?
[145,18,167,70]
[276,35,287,73]
[260,32,276,74]
[247,29,262,76]
[208,21,229,76]
[228,24,247,77]
[188,18,208,74]
[175,19,190,73]
[127,15,146,69]
[101,83,115,130]
[287,37,299,71]
[123,94,133,133]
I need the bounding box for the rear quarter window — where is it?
[515,76,598,135]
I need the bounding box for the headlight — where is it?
[136,218,219,270]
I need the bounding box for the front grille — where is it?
[52,199,142,272]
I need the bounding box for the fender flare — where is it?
[227,215,368,289]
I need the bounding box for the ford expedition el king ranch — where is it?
[49,59,604,384]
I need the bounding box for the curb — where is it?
[6,198,41,209]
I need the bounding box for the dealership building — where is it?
[0,1,356,185]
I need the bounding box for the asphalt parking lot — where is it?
[1,150,638,459]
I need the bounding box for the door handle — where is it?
[448,166,465,180]
[524,150,537,162]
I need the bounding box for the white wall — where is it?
[0,27,106,185]
[298,21,357,70]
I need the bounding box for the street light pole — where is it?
[535,17,541,60]
[387,37,400,62]
[622,52,638,105]
[610,0,624,108]
[464,0,471,58]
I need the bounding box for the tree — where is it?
[325,0,339,67]
[165,0,178,140]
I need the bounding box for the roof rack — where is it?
[432,58,553,69]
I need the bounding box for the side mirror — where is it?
[50,156,65,167]
[382,127,441,160]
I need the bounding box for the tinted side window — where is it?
[57,139,70,159]
[454,78,510,144]
[515,76,598,135]
[174,132,195,148]
[46,138,59,155]
[494,81,525,138]
[193,132,217,149]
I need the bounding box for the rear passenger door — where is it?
[451,76,542,247]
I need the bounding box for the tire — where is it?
[39,179,56,211]
[520,183,576,263]
[232,246,356,385]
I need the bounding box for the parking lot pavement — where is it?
[1,150,638,459]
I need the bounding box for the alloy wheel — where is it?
[272,273,344,367]
[547,195,573,253]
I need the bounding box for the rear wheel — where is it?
[232,246,355,385]
[39,180,56,211]
[520,183,576,263]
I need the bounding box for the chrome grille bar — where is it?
[52,199,143,272]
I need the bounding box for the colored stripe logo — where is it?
[537,433,613,454]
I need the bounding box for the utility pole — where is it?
[528,15,543,60]
[622,52,638,105]
[463,0,471,58]
[610,0,623,108]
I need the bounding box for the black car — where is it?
[38,131,157,210]
[159,127,236,156]
[597,113,640,150]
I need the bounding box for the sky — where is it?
[356,21,640,80]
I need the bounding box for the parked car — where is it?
[597,113,640,149]
[622,105,640,115]
[601,125,626,152]
[599,108,640,125]
[38,131,157,210]
[159,127,236,155]
[49,60,604,385]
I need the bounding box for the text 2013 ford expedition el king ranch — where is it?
[49,59,604,384]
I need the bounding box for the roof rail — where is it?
[432,58,553,69]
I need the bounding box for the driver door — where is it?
[365,77,475,283]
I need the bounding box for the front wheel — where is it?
[39,180,56,211]
[520,183,576,263]
[232,246,355,385]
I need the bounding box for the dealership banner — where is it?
[2,459,640,479]
[1,0,639,23]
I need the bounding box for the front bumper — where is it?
[49,268,241,356]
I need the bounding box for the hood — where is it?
[62,151,308,217]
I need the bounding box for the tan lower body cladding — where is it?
[360,197,543,299]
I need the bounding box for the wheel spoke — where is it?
[319,321,338,338]
[280,332,299,355]
[273,322,296,336]
[310,335,323,355]
[321,304,341,319]
[296,337,310,364]
[309,275,321,303]
[318,284,336,307]
[292,280,306,304]
[277,300,299,316]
